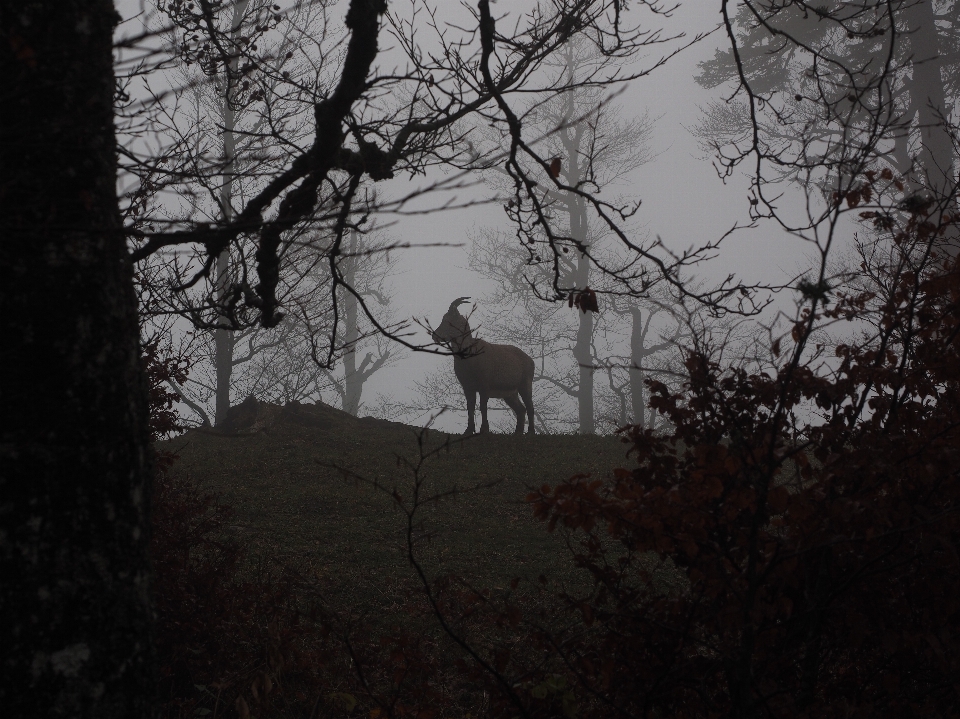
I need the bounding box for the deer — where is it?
[431,298,536,435]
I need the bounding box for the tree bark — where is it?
[214,0,249,426]
[629,307,647,429]
[573,295,595,434]
[563,88,595,434]
[0,1,155,716]
[571,201,595,434]
[343,229,362,415]
[903,0,957,256]
[214,250,234,424]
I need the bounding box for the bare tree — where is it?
[594,297,684,431]
[321,225,397,415]
[130,0,331,424]
[142,216,397,421]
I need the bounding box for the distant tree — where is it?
[601,291,752,432]
[319,225,397,415]
[131,0,327,425]
[596,298,684,431]
[143,221,397,421]
[188,319,307,411]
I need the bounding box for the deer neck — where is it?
[452,331,482,357]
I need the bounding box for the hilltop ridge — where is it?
[160,398,633,617]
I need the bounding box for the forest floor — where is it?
[159,399,640,627]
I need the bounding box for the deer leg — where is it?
[503,394,525,434]
[464,389,476,435]
[479,393,490,433]
[520,382,535,434]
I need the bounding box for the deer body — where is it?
[433,298,535,435]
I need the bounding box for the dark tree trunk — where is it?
[570,194,595,435]
[342,230,362,416]
[214,250,234,425]
[0,2,155,717]
[629,307,647,429]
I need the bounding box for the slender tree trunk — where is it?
[556,50,596,434]
[629,306,646,429]
[570,193,595,434]
[573,298,595,433]
[214,0,249,425]
[0,1,155,715]
[342,230,362,415]
[214,248,233,424]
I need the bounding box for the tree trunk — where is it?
[904,0,957,255]
[555,55,597,435]
[214,249,234,425]
[342,230,362,415]
[629,307,646,429]
[214,1,248,425]
[0,1,155,716]
[574,301,595,434]
[570,196,595,434]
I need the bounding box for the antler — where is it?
[449,297,471,312]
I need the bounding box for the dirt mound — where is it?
[216,396,407,435]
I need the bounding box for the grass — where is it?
[160,400,636,623]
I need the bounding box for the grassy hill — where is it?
[160,399,636,621]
